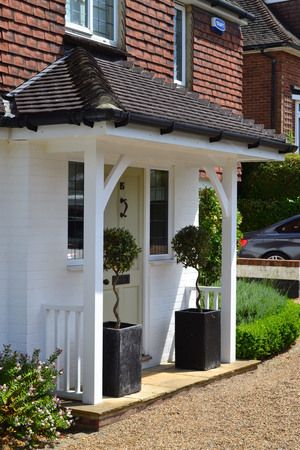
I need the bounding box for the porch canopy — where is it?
[0,47,296,404]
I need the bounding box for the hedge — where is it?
[236,301,300,360]
[239,154,300,201]
[238,197,300,232]
[238,154,300,232]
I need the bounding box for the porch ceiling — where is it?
[33,120,286,166]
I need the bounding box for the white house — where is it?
[0,47,294,404]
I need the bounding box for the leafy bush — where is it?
[0,346,72,449]
[172,225,212,310]
[236,301,300,360]
[238,197,300,232]
[104,227,141,328]
[199,187,243,285]
[239,154,300,231]
[239,154,300,200]
[236,280,287,325]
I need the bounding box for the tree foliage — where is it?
[104,227,141,328]
[199,187,243,285]
[171,225,212,310]
[239,154,300,231]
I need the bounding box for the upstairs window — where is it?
[296,101,300,152]
[150,170,169,256]
[174,4,186,85]
[66,0,117,45]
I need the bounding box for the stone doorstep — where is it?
[64,359,259,432]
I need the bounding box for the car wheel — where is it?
[263,251,289,261]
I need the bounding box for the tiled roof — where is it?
[0,47,293,151]
[235,0,300,50]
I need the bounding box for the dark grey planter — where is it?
[103,322,142,397]
[175,308,221,370]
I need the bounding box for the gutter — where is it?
[0,108,296,154]
[208,0,255,21]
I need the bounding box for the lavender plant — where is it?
[0,345,72,449]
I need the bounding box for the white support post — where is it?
[220,159,237,363]
[82,142,104,404]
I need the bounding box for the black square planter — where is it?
[103,322,142,397]
[175,308,221,370]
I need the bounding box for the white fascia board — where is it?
[9,121,108,142]
[104,122,285,162]
[180,0,248,25]
[264,0,289,4]
[8,120,284,163]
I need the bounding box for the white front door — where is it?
[104,167,144,325]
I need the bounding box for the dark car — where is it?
[238,214,300,260]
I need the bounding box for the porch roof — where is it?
[0,47,295,153]
[235,0,300,51]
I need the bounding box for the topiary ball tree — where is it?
[104,227,141,329]
[171,225,212,311]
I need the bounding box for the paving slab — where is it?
[68,359,259,430]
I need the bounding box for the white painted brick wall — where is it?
[2,144,199,371]
[147,167,199,366]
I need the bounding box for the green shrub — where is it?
[104,227,141,328]
[199,187,243,285]
[238,197,300,232]
[0,346,72,449]
[236,301,300,360]
[172,225,212,310]
[239,154,300,200]
[239,154,300,231]
[236,280,287,325]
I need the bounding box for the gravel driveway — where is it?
[57,339,300,450]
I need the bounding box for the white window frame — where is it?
[148,167,174,261]
[65,0,118,47]
[292,94,300,153]
[174,4,186,86]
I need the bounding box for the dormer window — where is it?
[66,0,118,45]
[174,4,186,85]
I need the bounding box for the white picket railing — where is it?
[185,286,221,310]
[44,304,83,400]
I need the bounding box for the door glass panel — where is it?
[68,162,84,259]
[150,170,169,255]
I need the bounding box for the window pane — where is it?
[66,0,88,27]
[175,8,183,82]
[150,170,169,255]
[68,162,84,259]
[93,0,114,40]
[277,219,300,233]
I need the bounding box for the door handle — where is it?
[120,197,128,218]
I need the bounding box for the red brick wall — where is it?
[268,0,300,38]
[192,8,243,114]
[125,0,174,80]
[276,52,300,135]
[243,53,274,129]
[243,51,300,135]
[0,0,65,93]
